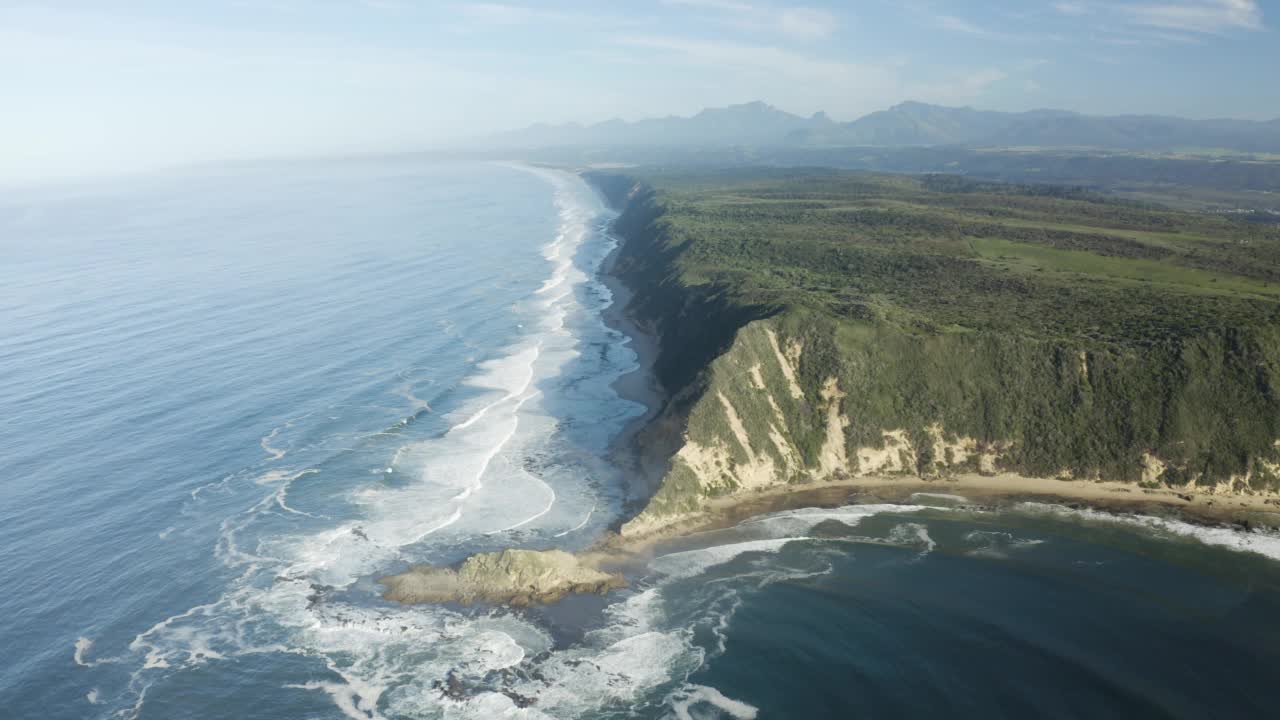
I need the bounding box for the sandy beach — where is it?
[594,472,1280,561]
[596,224,673,503]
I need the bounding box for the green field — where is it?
[621,168,1280,349]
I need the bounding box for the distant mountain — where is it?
[486,101,831,148]
[800,101,1025,146]
[796,102,1280,151]
[487,100,1280,153]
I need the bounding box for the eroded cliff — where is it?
[588,170,1280,539]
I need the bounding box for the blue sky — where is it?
[1,0,1276,180]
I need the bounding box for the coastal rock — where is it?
[381,549,626,606]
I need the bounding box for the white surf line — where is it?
[449,384,542,500]
[401,190,578,541]
[409,385,541,543]
[408,508,464,544]
[485,477,558,535]
[449,352,537,433]
[553,502,597,538]
[1015,501,1280,561]
[426,164,593,540]
[274,483,326,520]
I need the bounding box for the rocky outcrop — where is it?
[382,549,625,606]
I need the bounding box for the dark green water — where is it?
[655,507,1280,719]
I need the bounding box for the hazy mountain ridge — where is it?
[488,100,829,148]
[491,100,1280,153]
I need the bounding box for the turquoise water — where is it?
[3,158,1280,719]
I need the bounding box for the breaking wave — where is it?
[73,166,665,719]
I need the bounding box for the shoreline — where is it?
[595,203,669,506]
[595,473,1280,560]
[382,469,1280,606]
[381,171,1280,607]
[581,175,1279,556]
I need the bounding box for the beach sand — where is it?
[596,473,1280,560]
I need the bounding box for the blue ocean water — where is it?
[3,158,1280,720]
[1,160,645,718]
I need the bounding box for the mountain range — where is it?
[487,100,1280,153]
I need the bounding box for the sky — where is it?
[1,0,1277,181]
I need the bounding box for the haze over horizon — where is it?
[3,0,1277,182]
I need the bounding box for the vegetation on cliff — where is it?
[586,168,1280,533]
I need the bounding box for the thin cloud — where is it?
[662,0,838,40]
[1053,2,1093,16]
[778,8,838,40]
[455,3,543,25]
[663,0,755,12]
[935,14,990,35]
[907,67,1009,104]
[925,9,1057,43]
[447,2,650,35]
[1125,0,1263,33]
[615,34,861,77]
[1054,1,1264,35]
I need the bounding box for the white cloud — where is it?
[1125,0,1263,33]
[1053,2,1093,16]
[608,33,905,116]
[615,34,863,77]
[778,8,838,39]
[663,0,755,12]
[455,3,546,25]
[1055,1,1264,35]
[912,68,1009,102]
[928,11,1056,43]
[609,33,1008,118]
[662,0,838,40]
[935,14,989,35]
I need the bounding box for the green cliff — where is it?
[586,168,1280,536]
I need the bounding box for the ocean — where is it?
[2,158,1280,719]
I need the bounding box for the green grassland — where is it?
[623,168,1280,346]
[590,168,1280,491]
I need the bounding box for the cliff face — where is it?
[588,171,1280,538]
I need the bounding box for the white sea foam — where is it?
[73,637,94,667]
[909,492,970,506]
[93,165,665,720]
[650,538,809,581]
[552,502,596,538]
[259,425,288,461]
[962,529,1045,559]
[740,503,928,538]
[1016,502,1280,561]
[668,683,760,720]
[888,522,937,558]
